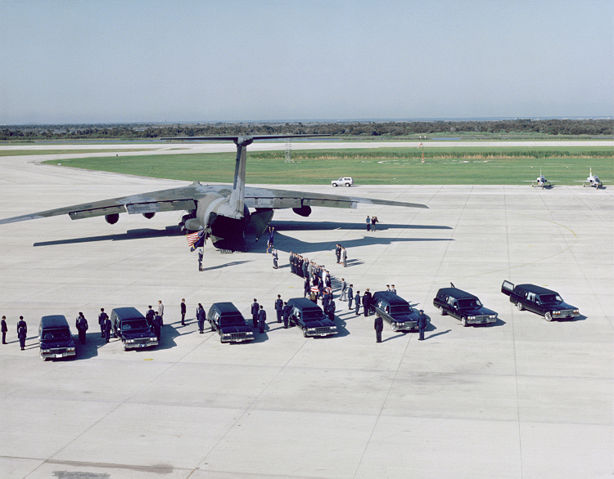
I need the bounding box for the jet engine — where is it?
[105,213,119,224]
[292,205,312,217]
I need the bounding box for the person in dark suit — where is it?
[180,298,187,326]
[275,295,283,323]
[335,243,341,264]
[374,315,383,343]
[362,289,372,317]
[102,316,112,343]
[1,315,7,344]
[304,277,311,298]
[418,310,427,341]
[146,306,155,328]
[327,299,336,322]
[153,314,162,341]
[347,284,354,310]
[17,316,27,350]
[354,291,361,316]
[196,303,206,334]
[75,312,88,344]
[98,308,108,337]
[251,299,260,329]
[282,302,291,329]
[258,306,267,333]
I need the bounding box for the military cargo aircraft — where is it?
[0,135,428,251]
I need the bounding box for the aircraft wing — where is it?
[242,186,428,210]
[0,182,210,225]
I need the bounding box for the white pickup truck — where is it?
[331,177,353,187]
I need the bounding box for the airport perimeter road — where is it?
[0,155,612,478]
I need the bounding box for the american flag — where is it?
[186,230,203,248]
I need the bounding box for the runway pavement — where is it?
[0,149,612,479]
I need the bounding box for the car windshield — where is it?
[122,319,148,331]
[220,315,245,327]
[539,294,562,304]
[42,329,70,341]
[458,298,482,309]
[390,304,411,315]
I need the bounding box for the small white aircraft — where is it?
[583,168,604,189]
[530,170,552,188]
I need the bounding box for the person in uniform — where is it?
[157,300,165,324]
[197,247,204,271]
[418,310,427,341]
[362,289,372,317]
[354,291,361,316]
[102,315,112,343]
[98,308,108,337]
[75,312,88,344]
[282,302,291,329]
[258,306,267,333]
[374,315,384,343]
[1,315,7,344]
[275,295,283,323]
[347,284,354,310]
[146,306,155,329]
[196,303,206,334]
[251,299,260,329]
[272,248,279,269]
[17,316,27,350]
[327,299,336,322]
[180,298,187,326]
[153,314,162,341]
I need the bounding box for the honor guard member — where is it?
[362,289,372,317]
[17,316,27,350]
[197,247,204,271]
[282,302,291,329]
[1,315,7,344]
[272,248,279,269]
[180,298,187,326]
[340,278,347,301]
[251,299,260,329]
[146,306,155,328]
[157,300,165,324]
[153,314,162,341]
[327,299,336,322]
[102,315,112,343]
[258,306,267,333]
[374,315,384,343]
[354,291,361,316]
[196,303,206,334]
[76,312,88,344]
[347,284,354,309]
[98,308,109,338]
[275,295,283,323]
[418,310,427,341]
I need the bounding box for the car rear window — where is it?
[42,328,71,341]
[122,319,149,331]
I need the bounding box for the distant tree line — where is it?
[1,118,612,141]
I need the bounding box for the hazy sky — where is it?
[1,0,612,124]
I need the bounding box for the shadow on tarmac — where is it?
[272,221,452,232]
[33,226,182,247]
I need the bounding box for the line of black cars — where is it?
[37,279,581,359]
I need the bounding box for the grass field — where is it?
[42,146,614,185]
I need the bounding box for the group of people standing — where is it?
[334,243,348,267]
[366,215,379,232]
[1,315,28,350]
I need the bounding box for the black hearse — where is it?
[39,315,77,360]
[372,291,424,331]
[207,302,254,343]
[287,297,338,337]
[433,286,498,326]
[501,281,580,321]
[110,307,159,350]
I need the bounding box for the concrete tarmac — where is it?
[0,149,612,478]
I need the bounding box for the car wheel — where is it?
[332,183,338,187]
[461,317,467,327]
[345,183,351,187]
[545,312,553,322]
[439,306,447,316]
[516,301,524,311]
